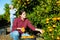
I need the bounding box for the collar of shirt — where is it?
[18,16,27,22]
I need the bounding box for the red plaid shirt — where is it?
[12,17,35,33]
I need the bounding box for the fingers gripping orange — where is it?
[21,27,25,32]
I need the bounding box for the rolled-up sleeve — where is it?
[12,18,18,31]
[27,19,35,31]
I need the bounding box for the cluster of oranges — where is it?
[46,18,50,23]
[47,25,56,32]
[48,26,53,32]
[52,17,60,21]
[51,35,60,40]
[45,17,59,33]
[46,17,60,23]
[46,17,60,39]
[46,17,59,32]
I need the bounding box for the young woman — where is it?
[9,5,17,31]
[10,9,43,40]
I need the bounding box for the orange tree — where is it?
[3,0,60,40]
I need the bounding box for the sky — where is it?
[0,0,11,15]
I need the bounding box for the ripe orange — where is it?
[18,1,20,3]
[57,17,60,20]
[57,36,60,39]
[52,18,57,21]
[21,27,25,32]
[27,0,29,2]
[49,28,53,32]
[53,25,56,28]
[52,35,54,38]
[48,26,51,29]
[46,18,49,21]
[46,21,49,23]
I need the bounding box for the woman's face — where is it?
[10,5,13,9]
[20,11,26,19]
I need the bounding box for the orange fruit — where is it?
[46,18,49,21]
[57,36,60,39]
[21,27,25,32]
[57,17,60,20]
[48,26,51,29]
[52,18,57,21]
[53,25,56,28]
[18,1,20,3]
[52,35,54,38]
[24,3,26,5]
[58,4,60,6]
[46,21,49,23]
[49,28,53,32]
[27,0,29,2]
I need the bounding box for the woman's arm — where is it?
[27,19,36,31]
[27,19,43,33]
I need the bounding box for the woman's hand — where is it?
[35,28,44,34]
[17,27,25,32]
[17,28,21,29]
[39,29,44,34]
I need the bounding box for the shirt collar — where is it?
[19,16,26,21]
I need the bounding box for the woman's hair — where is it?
[19,9,25,15]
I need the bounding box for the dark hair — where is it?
[19,9,25,15]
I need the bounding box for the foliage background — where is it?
[0,0,60,40]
